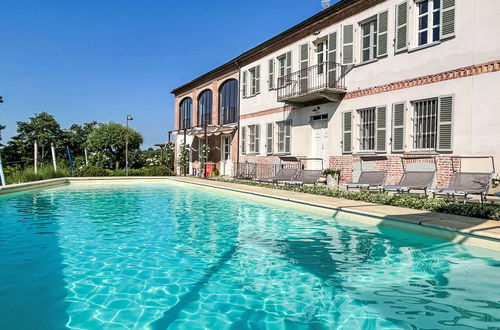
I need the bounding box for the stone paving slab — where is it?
[170,177,500,247]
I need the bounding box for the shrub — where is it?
[6,165,70,184]
[323,169,341,177]
[215,178,500,221]
[77,165,109,177]
[145,165,174,176]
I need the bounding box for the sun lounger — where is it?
[428,172,493,203]
[254,168,299,184]
[343,171,386,191]
[280,170,322,186]
[380,171,435,194]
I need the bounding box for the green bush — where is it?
[77,165,109,177]
[6,165,71,184]
[216,178,500,221]
[110,168,147,176]
[145,165,174,176]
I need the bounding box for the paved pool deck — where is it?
[169,177,500,250]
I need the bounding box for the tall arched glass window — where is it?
[198,90,212,126]
[219,79,239,125]
[179,98,192,129]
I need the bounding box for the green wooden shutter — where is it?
[395,1,408,53]
[342,25,354,65]
[342,111,352,153]
[441,0,456,39]
[255,124,260,153]
[376,106,387,152]
[377,10,389,57]
[241,126,246,154]
[255,66,260,94]
[268,59,275,90]
[437,95,454,152]
[392,102,406,152]
[266,123,273,154]
[286,51,292,75]
[242,71,247,98]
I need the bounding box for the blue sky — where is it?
[0,0,334,148]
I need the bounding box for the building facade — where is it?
[172,0,500,184]
[238,0,500,185]
[172,65,239,176]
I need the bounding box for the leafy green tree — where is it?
[63,121,99,157]
[85,122,143,170]
[0,124,5,146]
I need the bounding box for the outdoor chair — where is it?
[279,170,323,186]
[254,168,299,184]
[380,171,435,194]
[343,171,386,191]
[428,172,493,203]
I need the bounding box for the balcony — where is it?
[277,62,347,106]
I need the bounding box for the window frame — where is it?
[416,0,441,47]
[412,97,439,151]
[276,120,291,154]
[358,107,377,152]
[179,97,192,130]
[315,38,328,74]
[360,17,378,63]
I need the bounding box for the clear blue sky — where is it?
[0,0,334,148]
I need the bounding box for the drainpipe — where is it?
[234,60,241,178]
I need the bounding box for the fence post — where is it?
[34,140,38,174]
[0,152,6,186]
[66,147,74,174]
[51,143,57,171]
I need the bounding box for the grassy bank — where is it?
[5,165,71,185]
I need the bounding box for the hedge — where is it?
[216,179,500,221]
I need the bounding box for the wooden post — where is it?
[51,143,57,171]
[0,152,6,186]
[34,140,38,174]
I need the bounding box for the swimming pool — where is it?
[0,182,499,329]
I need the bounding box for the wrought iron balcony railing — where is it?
[277,62,347,103]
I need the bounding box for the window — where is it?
[266,123,273,154]
[179,97,192,129]
[413,98,438,150]
[311,113,328,122]
[277,52,292,87]
[417,0,440,46]
[248,125,260,153]
[198,90,212,126]
[361,18,377,62]
[316,39,328,74]
[219,79,238,124]
[277,120,291,154]
[359,108,376,151]
[248,66,260,96]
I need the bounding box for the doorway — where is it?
[312,121,328,170]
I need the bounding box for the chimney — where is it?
[322,0,331,9]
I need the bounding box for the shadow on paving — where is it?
[152,245,239,329]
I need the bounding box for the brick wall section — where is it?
[328,155,461,187]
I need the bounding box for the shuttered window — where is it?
[437,95,453,151]
[241,126,246,155]
[377,10,388,57]
[392,102,406,152]
[359,108,376,152]
[277,52,292,87]
[286,51,292,75]
[417,0,441,46]
[376,106,387,152]
[328,32,337,62]
[268,59,275,90]
[249,66,260,96]
[266,123,273,155]
[440,0,455,39]
[277,120,291,154]
[342,111,352,154]
[395,1,408,52]
[316,40,327,74]
[249,125,260,153]
[342,24,354,65]
[413,98,438,150]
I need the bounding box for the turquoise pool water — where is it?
[0,182,499,329]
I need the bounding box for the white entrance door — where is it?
[220,136,232,176]
[312,121,328,170]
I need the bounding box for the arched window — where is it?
[198,90,213,126]
[219,79,239,125]
[179,98,192,129]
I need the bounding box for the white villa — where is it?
[172,0,500,185]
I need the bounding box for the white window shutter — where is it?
[441,0,456,39]
[286,51,292,75]
[268,59,275,90]
[437,95,454,152]
[377,10,389,57]
[392,102,406,152]
[395,1,408,53]
[266,123,273,154]
[328,32,337,62]
[342,111,352,153]
[342,25,354,65]
[300,44,309,69]
[255,66,260,94]
[241,126,246,154]
[255,124,260,153]
[376,106,387,152]
[242,71,247,98]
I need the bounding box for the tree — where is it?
[0,124,5,146]
[63,121,99,156]
[85,122,143,170]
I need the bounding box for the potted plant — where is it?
[323,168,341,186]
